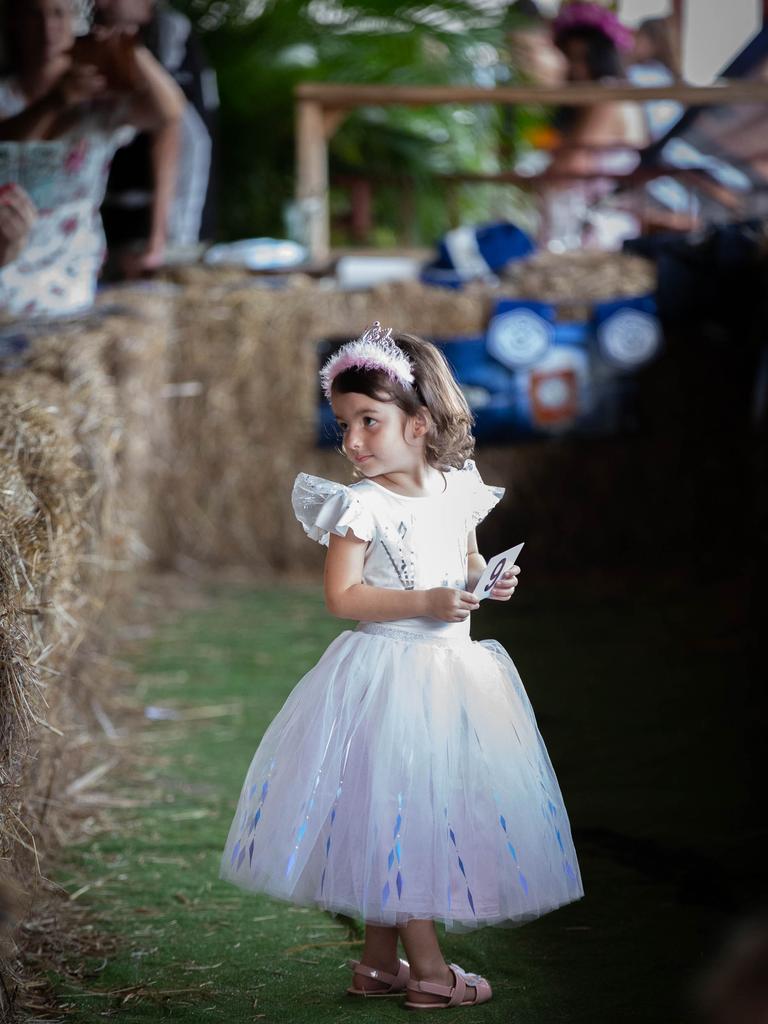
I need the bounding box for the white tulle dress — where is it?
[219,460,584,931]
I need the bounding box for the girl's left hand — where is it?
[489,565,521,601]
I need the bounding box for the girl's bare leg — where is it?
[397,919,480,1006]
[351,923,401,993]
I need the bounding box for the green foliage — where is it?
[170,0,533,245]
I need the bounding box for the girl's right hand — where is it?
[425,588,480,622]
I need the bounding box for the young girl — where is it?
[220,323,584,1010]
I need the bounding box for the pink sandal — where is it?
[404,963,492,1011]
[346,957,411,997]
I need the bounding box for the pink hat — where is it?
[553,2,634,53]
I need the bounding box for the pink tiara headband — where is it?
[553,2,634,53]
[320,322,415,400]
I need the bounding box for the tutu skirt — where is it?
[219,623,584,932]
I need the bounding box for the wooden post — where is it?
[295,98,330,263]
[349,178,373,243]
[296,81,768,106]
[401,179,417,246]
[670,0,685,79]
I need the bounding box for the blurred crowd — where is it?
[0,0,705,318]
[507,1,685,250]
[0,0,217,318]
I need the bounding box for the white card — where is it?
[473,542,525,601]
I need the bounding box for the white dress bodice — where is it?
[292,459,504,640]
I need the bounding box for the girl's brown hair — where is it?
[331,332,475,470]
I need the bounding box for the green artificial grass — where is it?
[47,577,756,1022]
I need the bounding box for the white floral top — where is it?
[0,78,135,318]
[292,459,504,640]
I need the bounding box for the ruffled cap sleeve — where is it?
[461,459,505,527]
[292,473,375,547]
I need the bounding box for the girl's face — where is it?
[331,390,426,478]
[13,0,75,67]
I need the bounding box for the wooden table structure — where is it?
[294,80,768,262]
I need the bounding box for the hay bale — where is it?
[95,289,177,560]
[0,292,176,1006]
[160,263,256,289]
[0,377,89,897]
[11,292,177,565]
[501,249,656,320]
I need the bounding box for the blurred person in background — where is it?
[626,16,703,234]
[631,15,681,81]
[0,0,184,316]
[627,16,683,140]
[549,2,646,176]
[94,0,218,275]
[498,0,565,228]
[504,0,567,89]
[538,2,647,250]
